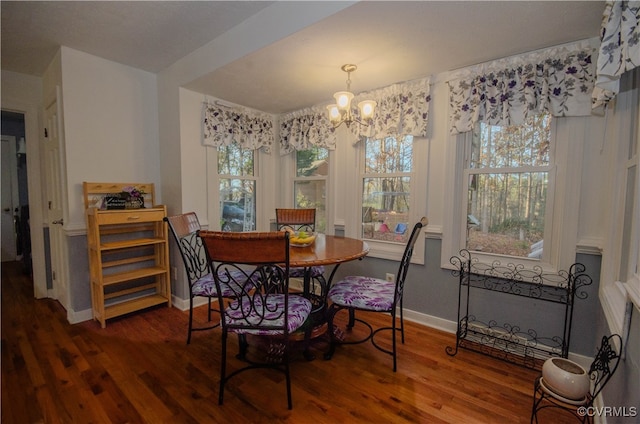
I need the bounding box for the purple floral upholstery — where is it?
[289,265,325,278]
[191,270,248,298]
[224,294,312,335]
[327,276,395,311]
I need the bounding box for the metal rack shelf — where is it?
[445,249,592,369]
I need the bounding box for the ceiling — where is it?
[1,1,605,114]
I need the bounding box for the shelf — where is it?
[446,249,592,370]
[102,266,168,286]
[98,237,165,251]
[104,294,169,320]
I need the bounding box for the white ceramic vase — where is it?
[541,357,590,400]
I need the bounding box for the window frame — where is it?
[354,134,428,264]
[292,147,329,233]
[599,73,640,337]
[442,116,585,277]
[462,117,556,263]
[206,144,264,232]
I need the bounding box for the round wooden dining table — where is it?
[288,234,370,269]
[286,234,369,357]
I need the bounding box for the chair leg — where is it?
[391,312,397,372]
[207,297,212,322]
[187,296,195,344]
[324,304,339,360]
[219,330,228,405]
[284,344,293,409]
[236,334,248,360]
[399,302,405,344]
[347,308,356,329]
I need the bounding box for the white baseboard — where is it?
[67,307,93,324]
[402,308,458,334]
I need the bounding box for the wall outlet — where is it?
[385,273,395,282]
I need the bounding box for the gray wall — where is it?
[329,237,601,357]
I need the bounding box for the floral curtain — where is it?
[447,42,596,135]
[279,106,337,155]
[202,101,275,153]
[592,1,640,110]
[350,77,431,141]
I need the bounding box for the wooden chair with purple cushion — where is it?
[199,230,312,410]
[275,208,327,313]
[324,217,427,371]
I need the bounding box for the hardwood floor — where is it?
[2,261,574,423]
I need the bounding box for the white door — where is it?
[44,98,69,310]
[1,135,19,262]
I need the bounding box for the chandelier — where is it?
[326,64,376,128]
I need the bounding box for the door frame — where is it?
[0,103,47,298]
[1,135,19,262]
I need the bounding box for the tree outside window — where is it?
[217,144,256,232]
[294,147,327,233]
[465,114,551,258]
[361,135,413,243]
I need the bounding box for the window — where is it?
[465,115,551,259]
[217,144,256,232]
[361,135,413,244]
[600,70,639,334]
[442,110,587,275]
[294,147,328,233]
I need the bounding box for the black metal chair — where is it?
[199,230,312,410]
[530,334,623,423]
[165,212,250,344]
[324,217,427,371]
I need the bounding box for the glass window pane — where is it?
[296,147,328,177]
[466,172,547,257]
[362,177,410,243]
[219,178,255,232]
[294,180,326,233]
[218,144,254,176]
[365,136,413,174]
[470,115,550,169]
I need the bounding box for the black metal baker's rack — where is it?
[446,249,592,369]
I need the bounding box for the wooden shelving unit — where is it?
[84,182,171,328]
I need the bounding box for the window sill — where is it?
[364,233,425,265]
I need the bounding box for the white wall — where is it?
[60,47,160,229]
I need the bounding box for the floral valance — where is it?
[279,106,337,155]
[279,77,431,154]
[203,101,275,153]
[350,77,431,141]
[447,41,597,135]
[592,1,640,110]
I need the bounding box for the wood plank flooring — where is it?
[2,261,574,423]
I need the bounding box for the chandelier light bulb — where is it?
[327,63,375,129]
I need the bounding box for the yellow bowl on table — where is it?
[287,230,316,247]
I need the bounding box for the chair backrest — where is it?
[588,334,623,402]
[394,217,428,304]
[164,212,209,286]
[199,230,291,333]
[276,208,316,233]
